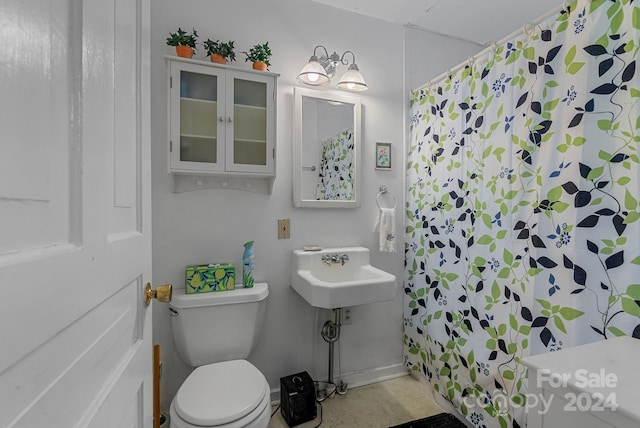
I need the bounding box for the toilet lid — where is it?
[175,360,268,426]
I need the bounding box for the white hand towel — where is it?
[373,207,396,252]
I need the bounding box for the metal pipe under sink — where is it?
[320,308,348,396]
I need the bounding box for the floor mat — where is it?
[390,412,467,428]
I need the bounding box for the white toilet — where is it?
[169,282,271,428]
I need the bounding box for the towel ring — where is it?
[376,185,397,210]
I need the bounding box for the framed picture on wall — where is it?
[376,142,392,170]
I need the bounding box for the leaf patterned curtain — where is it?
[316,128,355,200]
[405,1,640,427]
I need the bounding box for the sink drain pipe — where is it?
[320,308,348,395]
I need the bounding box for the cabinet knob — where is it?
[227,117,233,123]
[219,116,224,122]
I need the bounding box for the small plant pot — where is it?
[210,53,227,64]
[175,46,193,58]
[252,61,268,71]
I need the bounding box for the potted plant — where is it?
[203,39,236,64]
[166,28,198,58]
[243,42,272,71]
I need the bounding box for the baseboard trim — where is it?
[270,363,408,403]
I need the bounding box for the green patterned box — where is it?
[185,263,235,294]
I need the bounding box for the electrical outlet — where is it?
[278,218,290,239]
[342,307,352,325]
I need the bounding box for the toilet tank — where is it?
[169,283,269,367]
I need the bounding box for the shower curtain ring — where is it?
[467,56,475,70]
[523,22,535,38]
[491,42,499,57]
[563,0,572,12]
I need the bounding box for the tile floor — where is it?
[268,374,444,428]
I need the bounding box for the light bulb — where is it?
[297,60,330,86]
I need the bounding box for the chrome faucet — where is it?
[321,253,350,265]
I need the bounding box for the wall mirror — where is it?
[293,87,361,208]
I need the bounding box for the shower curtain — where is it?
[316,128,355,200]
[405,1,640,427]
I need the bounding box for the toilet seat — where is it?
[173,360,269,427]
[170,390,270,428]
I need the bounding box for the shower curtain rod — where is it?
[411,1,572,94]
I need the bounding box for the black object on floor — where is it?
[390,412,467,428]
[280,371,317,427]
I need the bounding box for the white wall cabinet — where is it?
[166,56,278,193]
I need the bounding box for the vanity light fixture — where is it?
[297,45,368,92]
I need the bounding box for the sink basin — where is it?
[290,246,397,309]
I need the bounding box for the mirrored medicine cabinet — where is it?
[293,87,361,208]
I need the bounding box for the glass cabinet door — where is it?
[225,71,275,173]
[170,63,225,171]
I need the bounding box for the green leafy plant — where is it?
[166,28,198,49]
[203,39,236,61]
[243,42,272,66]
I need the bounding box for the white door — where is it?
[0,1,153,427]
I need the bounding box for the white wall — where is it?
[150,0,481,412]
[404,27,483,92]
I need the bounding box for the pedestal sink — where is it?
[290,246,397,309]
